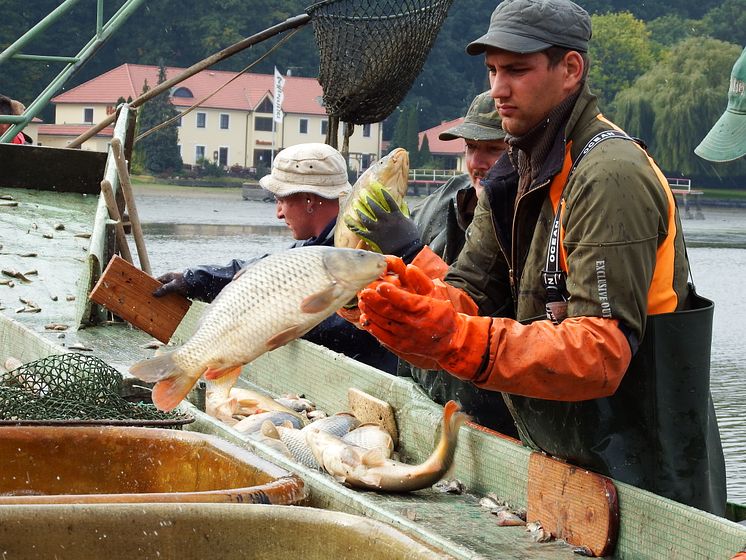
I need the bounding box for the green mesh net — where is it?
[307,0,455,124]
[0,353,193,427]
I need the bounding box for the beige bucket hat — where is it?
[260,143,352,199]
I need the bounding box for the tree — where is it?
[588,12,654,113]
[612,38,746,180]
[132,64,182,175]
[418,134,434,169]
[702,0,746,47]
[645,15,708,52]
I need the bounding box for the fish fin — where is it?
[203,364,242,381]
[266,326,304,351]
[333,474,348,484]
[361,448,387,467]
[261,420,280,439]
[151,374,197,412]
[129,352,178,383]
[299,285,340,314]
[358,473,383,488]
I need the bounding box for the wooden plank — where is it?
[89,255,191,343]
[0,144,107,194]
[527,452,618,557]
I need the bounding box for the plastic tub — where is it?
[0,426,306,505]
[0,503,452,559]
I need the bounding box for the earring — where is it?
[307,205,314,214]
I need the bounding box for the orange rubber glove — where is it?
[358,274,491,377]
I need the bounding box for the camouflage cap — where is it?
[695,47,746,163]
[439,91,505,142]
[467,0,592,56]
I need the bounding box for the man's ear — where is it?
[563,51,585,90]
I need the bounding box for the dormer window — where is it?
[172,87,194,98]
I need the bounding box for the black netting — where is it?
[0,354,192,427]
[307,0,454,124]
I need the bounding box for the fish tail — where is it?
[151,373,199,412]
[422,401,466,474]
[129,352,179,383]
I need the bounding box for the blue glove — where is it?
[344,189,423,261]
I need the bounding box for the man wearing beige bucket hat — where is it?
[695,46,746,162]
[155,142,397,373]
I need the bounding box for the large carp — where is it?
[130,246,386,411]
[305,401,466,492]
[334,148,410,250]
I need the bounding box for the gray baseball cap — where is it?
[467,0,592,56]
[439,91,505,141]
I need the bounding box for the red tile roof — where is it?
[51,63,327,115]
[38,124,114,137]
[419,117,465,156]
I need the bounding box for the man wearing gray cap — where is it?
[355,0,726,513]
[346,91,516,437]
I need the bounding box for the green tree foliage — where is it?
[645,15,709,52]
[588,12,654,113]
[702,0,746,47]
[612,38,746,180]
[132,65,182,175]
[418,134,435,169]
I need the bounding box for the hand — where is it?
[344,187,423,258]
[153,271,189,297]
[358,279,490,378]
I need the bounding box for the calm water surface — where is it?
[136,188,746,504]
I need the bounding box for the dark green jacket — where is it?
[445,85,726,514]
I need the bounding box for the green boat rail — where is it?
[0,0,147,144]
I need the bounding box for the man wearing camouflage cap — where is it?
[345,90,515,436]
[355,0,726,514]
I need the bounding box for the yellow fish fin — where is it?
[361,448,387,467]
[151,375,197,412]
[266,325,305,351]
[299,285,340,314]
[203,364,242,381]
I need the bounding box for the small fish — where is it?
[494,510,526,527]
[129,246,386,411]
[263,423,321,470]
[302,412,360,438]
[305,401,466,492]
[233,411,304,434]
[526,521,553,543]
[342,423,394,459]
[2,269,31,283]
[275,394,316,413]
[334,148,410,250]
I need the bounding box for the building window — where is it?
[177,144,182,156]
[172,87,193,98]
[299,119,308,134]
[254,149,272,167]
[254,116,273,131]
[196,145,205,162]
[220,113,229,130]
[363,123,371,138]
[256,98,273,113]
[83,107,94,124]
[196,112,206,128]
[362,153,372,168]
[320,119,328,136]
[219,147,228,166]
[176,114,182,127]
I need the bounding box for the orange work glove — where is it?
[358,276,491,378]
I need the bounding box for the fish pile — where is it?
[129,246,386,411]
[334,148,410,251]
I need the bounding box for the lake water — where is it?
[135,186,746,504]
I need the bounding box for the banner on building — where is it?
[273,67,285,124]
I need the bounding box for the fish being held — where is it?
[305,401,466,492]
[129,246,386,411]
[334,148,410,250]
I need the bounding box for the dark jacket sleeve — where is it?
[183,255,267,302]
[303,314,399,374]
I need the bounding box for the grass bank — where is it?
[131,176,240,198]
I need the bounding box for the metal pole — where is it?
[67,13,312,149]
